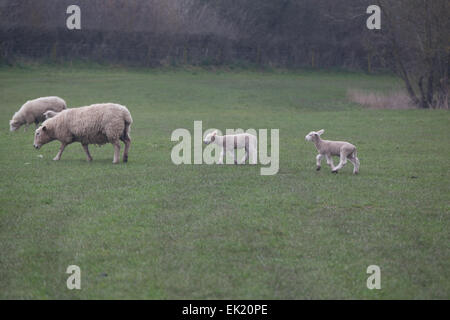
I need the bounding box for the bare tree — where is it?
[377,0,449,108]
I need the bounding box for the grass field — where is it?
[0,65,449,299]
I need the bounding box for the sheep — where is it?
[305,129,360,174]
[9,96,67,131]
[203,130,257,164]
[33,103,132,164]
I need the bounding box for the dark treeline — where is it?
[0,0,448,108]
[0,0,377,69]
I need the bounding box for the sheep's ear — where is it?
[212,130,217,136]
[317,129,324,136]
[44,111,57,119]
[42,126,47,132]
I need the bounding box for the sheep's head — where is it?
[9,119,20,131]
[33,125,53,149]
[305,129,324,142]
[204,130,218,145]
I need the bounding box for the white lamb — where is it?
[305,129,360,174]
[203,130,257,164]
[9,96,67,131]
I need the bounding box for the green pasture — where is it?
[0,65,448,299]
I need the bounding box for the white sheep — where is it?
[203,130,257,164]
[33,103,132,164]
[9,96,67,131]
[305,129,360,174]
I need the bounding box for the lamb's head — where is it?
[33,125,53,149]
[203,130,218,145]
[305,129,324,142]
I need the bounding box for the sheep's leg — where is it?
[316,154,323,171]
[82,144,93,162]
[53,143,67,161]
[326,155,335,168]
[122,138,131,163]
[332,153,347,173]
[112,141,120,164]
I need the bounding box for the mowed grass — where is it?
[0,65,449,299]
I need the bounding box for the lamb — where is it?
[203,130,257,164]
[33,103,132,164]
[305,129,360,174]
[9,96,67,131]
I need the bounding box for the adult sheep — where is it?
[10,96,67,131]
[33,103,132,164]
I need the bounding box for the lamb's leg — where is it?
[348,155,360,174]
[53,143,66,161]
[239,136,250,165]
[217,149,224,164]
[82,144,93,162]
[249,144,257,165]
[240,150,249,164]
[239,146,249,165]
[332,153,347,173]
[224,149,235,164]
[326,155,335,169]
[316,154,323,171]
[112,141,120,164]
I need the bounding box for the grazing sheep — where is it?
[203,130,257,164]
[305,129,360,174]
[9,96,67,131]
[33,103,132,164]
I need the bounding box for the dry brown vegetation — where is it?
[347,89,417,109]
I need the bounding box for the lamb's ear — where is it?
[317,129,324,136]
